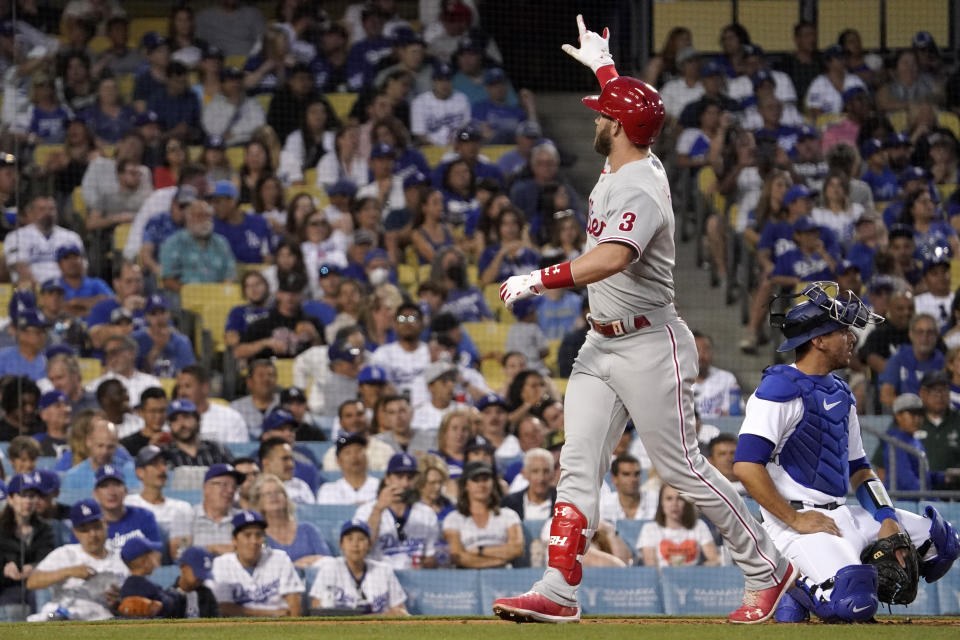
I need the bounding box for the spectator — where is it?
[80,76,134,148]
[860,138,899,202]
[229,359,280,439]
[478,206,539,286]
[919,370,960,487]
[475,393,519,458]
[158,198,237,291]
[309,520,409,614]
[876,50,940,113]
[93,15,145,76]
[51,245,112,318]
[317,433,379,505]
[253,474,330,568]
[135,187,193,279]
[45,352,99,414]
[4,195,84,285]
[125,445,191,560]
[693,331,741,419]
[429,409,472,487]
[6,436,40,476]
[279,387,326,441]
[914,259,954,331]
[412,361,468,432]
[36,390,72,457]
[370,302,431,406]
[345,5,393,92]
[208,181,272,265]
[164,399,234,468]
[410,61,470,146]
[506,299,549,375]
[225,271,272,352]
[638,484,721,567]
[0,473,55,611]
[859,289,915,376]
[85,464,162,554]
[505,369,549,427]
[176,365,248,444]
[471,68,528,145]
[705,433,743,490]
[443,460,522,568]
[131,294,195,379]
[767,217,837,285]
[805,44,867,117]
[821,87,869,153]
[257,408,321,490]
[905,189,959,258]
[496,120,542,181]
[133,33,170,109]
[203,66,265,147]
[509,142,582,241]
[375,394,432,454]
[277,94,336,185]
[323,400,394,472]
[211,510,303,617]
[86,335,161,407]
[25,498,128,621]
[152,136,189,190]
[269,65,326,146]
[116,537,178,617]
[147,62,202,144]
[232,458,260,511]
[86,157,152,252]
[236,272,322,361]
[258,438,313,505]
[677,60,740,129]
[167,6,203,68]
[872,393,931,491]
[879,313,944,406]
[61,413,139,490]
[599,454,657,524]
[119,386,167,456]
[186,464,244,556]
[659,47,703,120]
[195,0,266,58]
[0,310,48,381]
[501,448,556,521]
[354,452,440,569]
[424,4,484,64]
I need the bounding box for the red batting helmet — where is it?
[582,76,665,146]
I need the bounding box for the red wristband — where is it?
[595,64,619,87]
[540,262,575,289]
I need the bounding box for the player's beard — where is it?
[594,121,613,156]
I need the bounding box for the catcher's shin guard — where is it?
[918,505,960,583]
[547,502,589,586]
[790,565,878,623]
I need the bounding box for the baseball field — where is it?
[2,616,958,639]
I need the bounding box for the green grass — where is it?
[1,617,957,640]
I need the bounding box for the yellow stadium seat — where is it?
[887,111,908,133]
[738,0,796,52]
[938,111,960,139]
[938,184,957,203]
[303,168,319,187]
[480,358,504,389]
[404,245,419,269]
[815,113,844,131]
[188,146,203,162]
[480,145,514,163]
[78,358,103,385]
[483,283,512,323]
[128,18,168,49]
[113,223,132,254]
[255,94,272,113]
[397,264,417,287]
[180,283,242,315]
[0,284,11,318]
[159,378,176,396]
[224,55,248,70]
[467,264,478,286]
[463,321,511,358]
[653,0,732,53]
[326,93,358,121]
[417,264,432,282]
[544,339,562,376]
[116,74,134,102]
[551,377,568,397]
[225,147,245,170]
[72,186,86,220]
[33,144,62,168]
[885,0,948,48]
[818,0,880,49]
[275,358,294,388]
[88,35,111,54]
[421,145,449,168]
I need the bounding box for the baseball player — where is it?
[734,282,959,622]
[492,15,795,624]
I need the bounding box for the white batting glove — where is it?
[499,271,545,310]
[561,14,614,73]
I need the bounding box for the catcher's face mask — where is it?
[770,281,885,352]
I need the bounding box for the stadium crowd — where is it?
[0,0,957,622]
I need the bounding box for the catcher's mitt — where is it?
[860,532,920,605]
[117,596,163,618]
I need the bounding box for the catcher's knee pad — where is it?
[918,505,960,583]
[791,565,878,623]
[774,593,809,623]
[548,502,589,586]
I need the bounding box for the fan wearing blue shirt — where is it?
[432,122,505,189]
[226,271,272,352]
[472,68,527,144]
[878,313,945,407]
[133,33,170,106]
[71,465,162,554]
[54,244,114,317]
[846,212,881,282]
[344,6,393,91]
[210,181,273,264]
[146,61,202,144]
[0,309,48,381]
[27,73,71,143]
[770,217,838,285]
[860,139,899,202]
[140,185,196,278]
[132,293,195,378]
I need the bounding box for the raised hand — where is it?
[561,14,614,72]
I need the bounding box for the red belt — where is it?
[589,314,652,337]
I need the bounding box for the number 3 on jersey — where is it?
[619,212,636,232]
[589,211,635,237]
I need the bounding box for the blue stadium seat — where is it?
[616,519,646,551]
[149,564,181,589]
[660,566,745,614]
[166,489,202,504]
[396,569,482,615]
[35,456,57,470]
[226,443,258,458]
[298,441,333,462]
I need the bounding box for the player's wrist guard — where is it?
[595,63,619,86]
[537,262,575,289]
[856,477,899,524]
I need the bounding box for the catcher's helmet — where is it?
[582,76,665,146]
[771,281,883,352]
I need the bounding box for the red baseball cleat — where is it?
[492,592,581,623]
[728,562,797,624]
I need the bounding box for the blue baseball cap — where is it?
[142,31,168,52]
[336,432,368,456]
[55,244,83,261]
[0,480,5,501]
[135,444,166,468]
[792,216,819,234]
[402,171,430,190]
[328,339,362,363]
[823,44,845,60]
[433,61,454,79]
[364,248,390,267]
[45,343,76,360]
[392,27,423,47]
[900,166,929,186]
[167,398,198,419]
[36,469,60,495]
[913,31,936,50]
[318,263,341,278]
[205,135,226,150]
[751,70,774,89]
[70,498,103,527]
[6,472,42,495]
[516,120,543,138]
[885,132,911,148]
[221,66,244,81]
[8,289,35,322]
[327,179,357,197]
[386,452,418,474]
[783,185,814,207]
[95,463,126,487]
[842,86,868,104]
[370,142,396,159]
[39,389,68,411]
[121,536,163,563]
[797,124,819,140]
[201,43,224,60]
[231,509,266,534]
[860,138,884,158]
[261,408,298,433]
[512,296,541,319]
[357,365,387,384]
[699,59,724,78]
[145,292,169,314]
[340,519,371,540]
[16,308,49,330]
[133,111,159,127]
[838,259,860,274]
[475,392,506,411]
[484,67,507,85]
[455,121,483,142]
[210,180,238,200]
[180,546,214,580]
[204,463,245,485]
[40,278,64,294]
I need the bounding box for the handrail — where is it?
[860,424,929,493]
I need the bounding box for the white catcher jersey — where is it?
[308,556,406,613]
[211,547,304,611]
[353,500,439,570]
[584,155,676,320]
